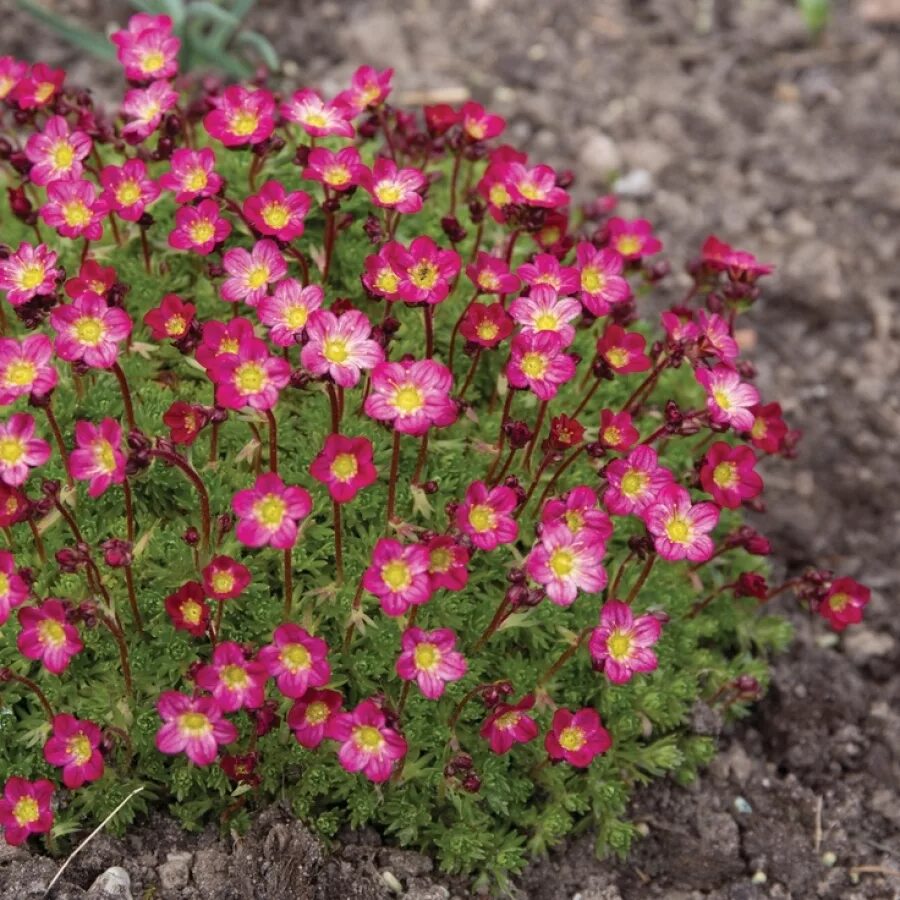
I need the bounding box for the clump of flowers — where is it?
[0,22,872,888]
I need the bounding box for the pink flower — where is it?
[0,414,50,486]
[363,539,432,617]
[302,146,368,192]
[111,15,180,82]
[220,240,287,306]
[243,181,311,242]
[598,409,639,451]
[232,473,312,550]
[662,309,701,344]
[0,550,28,626]
[43,714,104,789]
[424,535,469,592]
[545,708,611,767]
[396,627,467,699]
[576,243,630,316]
[748,402,788,454]
[258,280,323,347]
[301,309,385,388]
[604,446,674,517]
[459,302,513,348]
[196,641,268,712]
[335,65,393,113]
[644,484,720,562]
[509,284,581,345]
[12,63,64,109]
[696,311,739,364]
[466,252,520,295]
[460,101,505,141]
[17,600,83,674]
[606,218,662,260]
[309,434,377,503]
[541,485,613,542]
[589,600,661,684]
[99,158,160,222]
[159,148,222,202]
[50,293,132,369]
[287,688,343,748]
[196,316,255,370]
[330,699,407,783]
[480,695,538,754]
[696,365,760,433]
[204,85,275,146]
[700,442,763,509]
[0,335,57,405]
[365,359,457,435]
[507,163,569,208]
[209,338,290,411]
[143,293,195,341]
[201,555,251,601]
[701,235,773,282]
[258,624,330,699]
[362,158,426,213]
[40,179,104,241]
[121,80,178,142]
[65,260,117,301]
[24,115,91,186]
[0,58,27,103]
[818,577,870,632]
[517,253,579,294]
[155,692,237,766]
[0,243,59,306]
[393,237,461,305]
[69,419,125,498]
[0,777,54,845]
[281,89,354,137]
[507,331,576,400]
[168,199,232,255]
[596,324,651,374]
[164,582,210,637]
[526,523,607,606]
[424,104,461,136]
[455,481,518,551]
[362,244,404,300]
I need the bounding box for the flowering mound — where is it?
[0,18,872,887]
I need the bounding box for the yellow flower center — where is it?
[564,510,584,533]
[413,642,441,671]
[381,560,412,591]
[305,701,329,724]
[63,200,91,228]
[324,164,350,186]
[0,573,8,596]
[466,121,486,140]
[254,494,286,527]
[605,347,628,369]
[220,338,239,354]
[534,312,559,331]
[477,272,499,291]
[229,109,260,137]
[189,219,216,244]
[0,437,24,464]
[221,664,249,689]
[409,261,438,290]
[38,618,66,647]
[12,796,39,827]
[322,337,349,364]
[620,470,647,498]
[235,361,266,394]
[548,548,575,578]
[115,180,142,207]
[665,515,692,544]
[261,203,290,230]
[606,630,633,661]
[616,236,641,256]
[495,711,520,730]
[178,711,212,737]
[468,504,496,533]
[429,547,452,573]
[712,461,737,489]
[353,725,384,751]
[489,184,511,207]
[828,592,850,612]
[374,268,399,293]
[330,452,358,481]
[392,384,424,414]
[476,322,499,341]
[581,267,605,293]
[519,351,548,379]
[52,141,75,171]
[34,82,55,104]
[375,182,404,205]
[281,642,311,671]
[67,733,92,766]
[181,599,203,625]
[603,426,621,446]
[558,725,586,752]
[211,572,235,594]
[18,263,46,291]
[73,316,104,345]
[304,112,328,128]
[6,360,36,386]
[95,440,117,473]
[246,265,270,290]
[140,49,166,75]
[751,417,767,440]
[186,168,208,192]
[518,181,543,201]
[713,388,732,411]
[165,315,186,336]
[284,305,309,329]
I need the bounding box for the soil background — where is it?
[0,0,898,898]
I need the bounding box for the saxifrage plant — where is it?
[0,15,871,890]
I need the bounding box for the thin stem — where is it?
[493,446,517,486]
[396,680,412,719]
[264,409,278,473]
[522,400,548,472]
[326,382,341,434]
[607,550,635,599]
[3,671,54,720]
[333,500,344,585]
[447,291,477,371]
[124,565,143,632]
[343,578,366,652]
[282,546,293,619]
[424,305,435,358]
[122,479,135,543]
[571,379,601,421]
[516,451,554,518]
[27,519,46,564]
[104,617,133,698]
[378,106,397,160]
[624,555,657,605]
[534,444,586,512]
[622,354,668,415]
[385,430,402,528]
[139,225,151,274]
[448,148,463,216]
[411,432,429,485]
[208,421,220,464]
[322,207,336,283]
[457,350,481,401]
[110,362,136,432]
[536,627,590,689]
[485,387,514,483]
[472,594,511,654]
[447,683,490,733]
[43,403,72,489]
[151,450,211,558]
[687,585,729,619]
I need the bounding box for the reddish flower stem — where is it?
[457,350,482,401]
[687,584,730,619]
[624,555,657,605]
[607,550,634,599]
[264,409,278,473]
[447,290,477,372]
[516,450,555,518]
[27,519,46,564]
[208,421,220,464]
[622,354,668,415]
[103,616,134,698]
[3,671,54,720]
[124,564,143,632]
[110,362,136,432]
[139,226,151,274]
[571,378,601,421]
[533,443,585,512]
[424,305,435,358]
[536,626,591,689]
[411,432,429,484]
[326,382,341,434]
[522,400,548,472]
[322,207,336,283]
[385,430,402,527]
[378,107,397,160]
[333,500,344,586]
[43,402,72,489]
[343,578,367,652]
[151,449,211,559]
[122,479,135,543]
[448,148,463,216]
[471,594,511,654]
[282,547,293,619]
[486,388,514,483]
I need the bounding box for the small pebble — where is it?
[751,870,767,884]
[381,870,403,894]
[734,796,752,814]
[821,851,837,867]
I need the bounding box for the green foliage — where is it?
[797,0,831,36]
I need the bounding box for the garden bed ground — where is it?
[1,0,898,897]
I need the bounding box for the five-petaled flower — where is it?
[70,418,126,497]
[301,309,384,388]
[589,600,661,684]
[545,708,612,767]
[203,85,275,146]
[309,434,378,503]
[0,243,60,306]
[456,481,519,551]
[17,599,83,675]
[195,641,268,712]
[396,627,467,699]
[164,581,210,637]
[50,293,133,369]
[363,158,426,214]
[287,688,343,748]
[507,331,576,400]
[258,624,331,699]
[243,181,311,243]
[363,538,433,617]
[364,359,457,435]
[0,334,58,403]
[0,777,54,846]
[232,473,312,549]
[818,577,870,632]
[201,555,251,602]
[220,240,287,307]
[526,523,608,606]
[24,115,91,186]
[155,692,237,766]
[644,484,720,562]
[330,699,408,783]
[0,413,51,487]
[0,550,28,626]
[43,713,104,789]
[168,199,232,255]
[700,442,763,509]
[695,365,760,433]
[481,695,539,754]
[159,148,223,202]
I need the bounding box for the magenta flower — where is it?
[258,624,331,699]
[589,600,661,684]
[0,550,28,626]
[425,535,470,592]
[287,688,343,748]
[111,15,180,82]
[164,582,210,637]
[302,146,368,191]
[0,335,57,404]
[220,240,287,306]
[696,311,739,364]
[545,708,612,767]
[0,777,54,846]
[362,245,403,300]
[597,324,652,375]
[50,293,133,369]
[196,316,255,370]
[644,484,720,562]
[120,80,178,142]
[40,179,104,241]
[517,253,579,294]
[281,88,354,137]
[99,158,160,222]
[196,641,268,712]
[64,260,117,301]
[201,555,251,601]
[459,302,514,348]
[309,434,377,503]
[0,414,50,487]
[0,58,27,103]
[301,309,384,388]
[507,163,569,208]
[203,85,275,146]
[70,418,125,498]
[455,481,518,551]
[461,101,505,141]
[243,181,311,242]
[604,446,674,517]
[258,280,323,347]
[701,235,773,282]
[509,284,581,346]
[700,442,763,509]
[209,339,290,411]
[363,157,426,214]
[748,402,788,454]
[43,713,104,789]
[155,692,237,766]
[168,199,232,255]
[396,627,467,699]
[335,65,393,113]
[818,577,870,632]
[364,359,457,436]
[526,523,608,606]
[598,408,639,451]
[17,600,83,675]
[394,236,461,305]
[330,699,407,783]
[0,242,60,306]
[607,218,663,260]
[466,252,520,295]
[12,63,64,109]
[24,115,91,185]
[507,331,576,400]
[159,148,222,202]
[540,485,613,542]
[696,365,760,433]
[143,293,196,341]
[232,473,312,550]
[480,695,539,754]
[576,243,630,316]
[662,309,701,343]
[363,538,433,617]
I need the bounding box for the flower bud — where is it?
[182,527,200,547]
[503,419,532,449]
[101,538,133,568]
